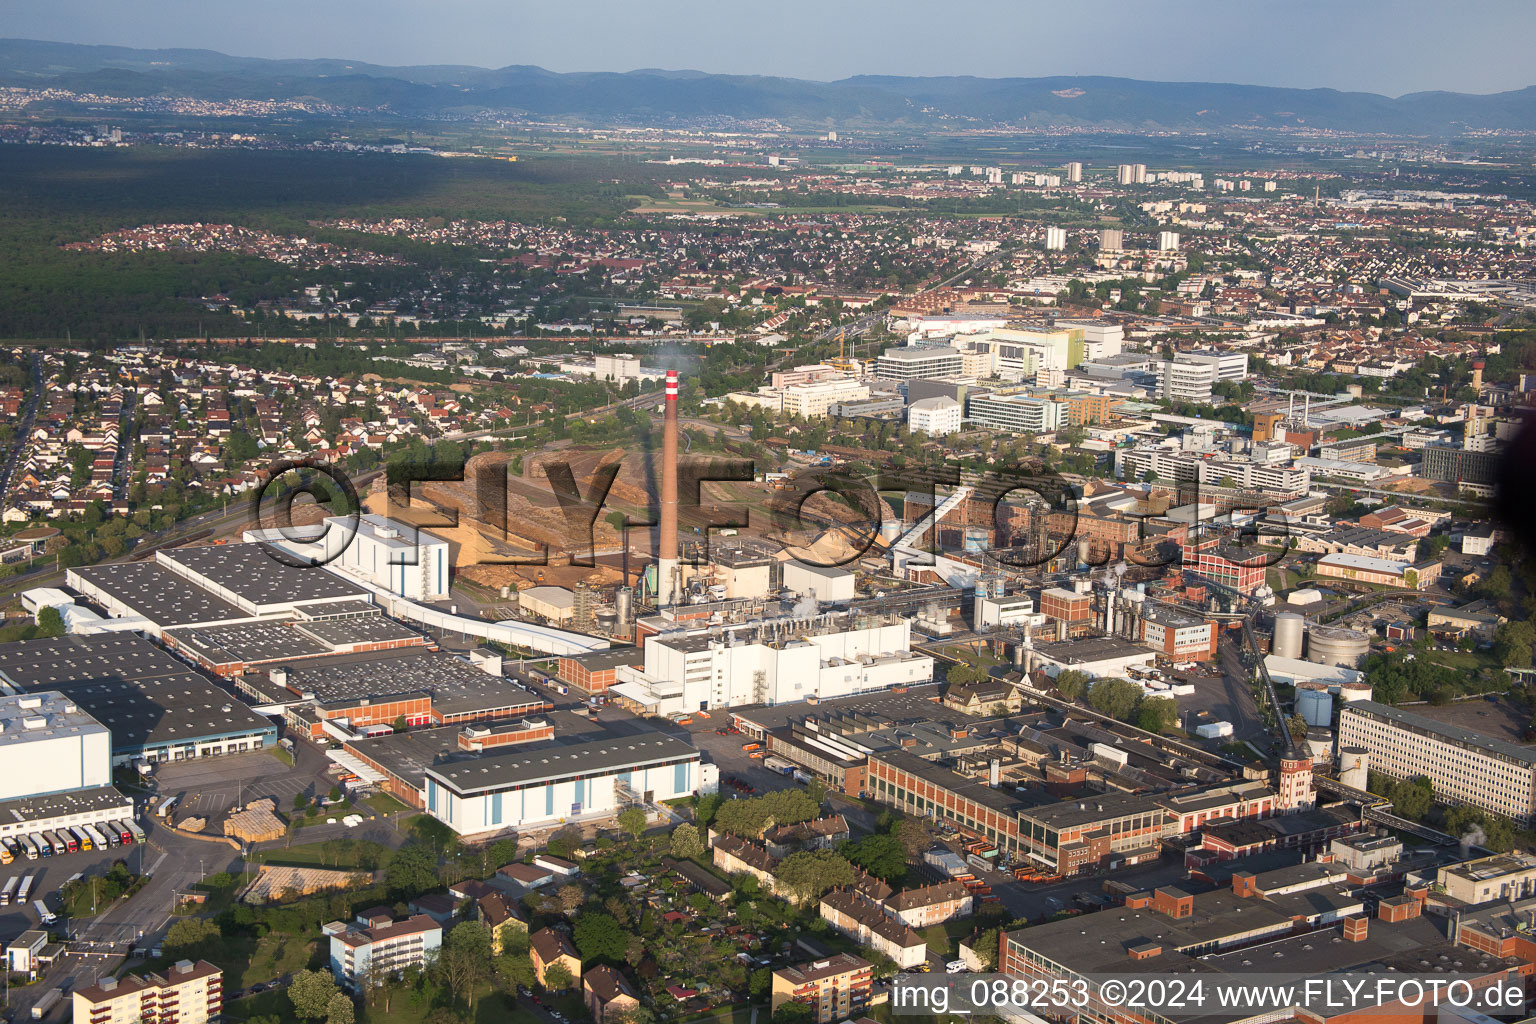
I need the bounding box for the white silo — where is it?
[1296,688,1334,728]
[1272,612,1305,660]
[1338,746,1369,791]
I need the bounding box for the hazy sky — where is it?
[8,0,1536,96]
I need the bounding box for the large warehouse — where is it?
[0,634,277,765]
[0,691,112,801]
[69,541,373,637]
[423,732,705,837]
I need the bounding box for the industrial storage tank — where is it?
[1338,746,1370,791]
[615,586,634,627]
[1296,688,1334,728]
[1306,625,1370,668]
[1272,612,1306,660]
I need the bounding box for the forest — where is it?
[0,146,667,339]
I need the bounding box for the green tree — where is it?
[1286,713,1310,742]
[439,921,493,1011]
[498,950,537,989]
[1086,677,1142,720]
[326,993,355,1024]
[749,967,773,1001]
[1053,669,1090,700]
[840,833,907,884]
[1390,776,1435,821]
[1136,696,1179,734]
[386,840,439,897]
[774,850,854,906]
[573,912,630,963]
[617,806,648,841]
[1495,620,1536,668]
[164,917,221,958]
[670,823,704,860]
[287,969,340,1020]
[543,961,575,993]
[772,1001,817,1024]
[35,606,65,638]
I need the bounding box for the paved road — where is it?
[0,352,43,501]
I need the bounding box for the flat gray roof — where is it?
[427,732,697,795]
[160,543,369,609]
[74,560,246,627]
[1343,699,1536,767]
[0,635,275,755]
[0,785,132,829]
[281,649,546,717]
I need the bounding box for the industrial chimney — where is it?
[658,369,680,605]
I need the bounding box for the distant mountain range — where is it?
[4,38,1535,134]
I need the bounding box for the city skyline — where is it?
[6,0,1536,97]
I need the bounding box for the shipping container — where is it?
[157,796,178,819]
[0,877,17,905]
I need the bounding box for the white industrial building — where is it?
[0,691,112,801]
[423,733,704,836]
[323,514,451,602]
[974,592,1035,630]
[907,396,963,437]
[782,562,856,604]
[612,614,932,715]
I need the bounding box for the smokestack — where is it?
[658,369,680,605]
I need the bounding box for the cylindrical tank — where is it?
[963,526,991,553]
[615,586,634,625]
[1273,612,1305,660]
[1306,625,1370,668]
[1338,746,1369,791]
[1296,688,1334,728]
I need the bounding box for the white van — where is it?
[945,960,968,974]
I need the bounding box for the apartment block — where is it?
[327,911,443,989]
[771,953,874,1023]
[73,959,223,1024]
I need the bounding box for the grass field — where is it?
[364,792,412,817]
[252,839,383,870]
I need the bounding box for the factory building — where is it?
[422,733,703,836]
[0,691,111,801]
[610,613,932,715]
[0,634,276,765]
[1339,700,1536,823]
[322,514,451,602]
[782,562,856,604]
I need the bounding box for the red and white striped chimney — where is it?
[657,369,680,605]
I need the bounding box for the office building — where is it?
[1422,442,1501,487]
[1339,701,1536,823]
[327,912,443,989]
[907,396,963,437]
[771,953,873,1024]
[1316,553,1439,590]
[73,960,223,1024]
[0,691,111,801]
[965,393,1066,434]
[874,346,964,381]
